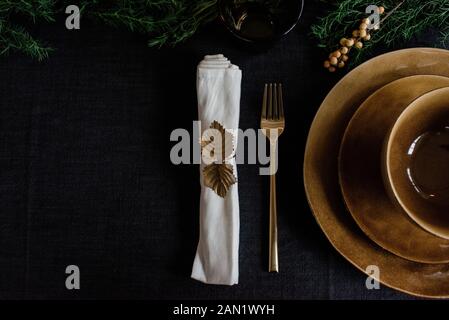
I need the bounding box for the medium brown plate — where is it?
[339,75,449,263]
[304,48,449,298]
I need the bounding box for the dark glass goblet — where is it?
[219,0,304,49]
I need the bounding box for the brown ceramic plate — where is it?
[339,75,449,263]
[304,48,449,298]
[386,87,449,240]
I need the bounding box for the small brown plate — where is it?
[339,75,449,263]
[386,87,449,239]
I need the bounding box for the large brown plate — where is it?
[304,48,449,298]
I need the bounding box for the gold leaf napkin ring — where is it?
[201,120,236,198]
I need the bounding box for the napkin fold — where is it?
[191,54,241,285]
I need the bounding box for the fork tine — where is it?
[273,84,278,120]
[262,83,268,119]
[278,83,284,119]
[268,83,273,119]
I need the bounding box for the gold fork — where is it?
[260,83,285,273]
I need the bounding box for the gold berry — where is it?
[346,38,355,47]
[352,30,360,37]
[340,47,349,54]
[378,6,385,14]
[359,30,367,38]
[359,23,368,30]
[338,61,345,68]
[330,57,338,65]
[341,55,349,62]
[363,18,370,25]
[329,66,336,73]
[355,41,363,49]
[324,60,331,68]
[364,34,371,41]
[332,51,341,58]
[340,38,348,46]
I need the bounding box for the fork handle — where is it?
[269,144,279,273]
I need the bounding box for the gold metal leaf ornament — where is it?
[201,120,234,163]
[203,163,236,198]
[201,120,236,197]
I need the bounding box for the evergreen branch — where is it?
[311,0,449,67]
[90,0,218,47]
[147,0,218,47]
[441,28,449,47]
[0,0,56,22]
[0,21,52,60]
[0,0,220,60]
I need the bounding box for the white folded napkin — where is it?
[191,54,241,285]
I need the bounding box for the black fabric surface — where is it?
[0,3,443,299]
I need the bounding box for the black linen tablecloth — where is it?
[0,3,442,299]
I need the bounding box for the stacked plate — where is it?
[304,48,449,298]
